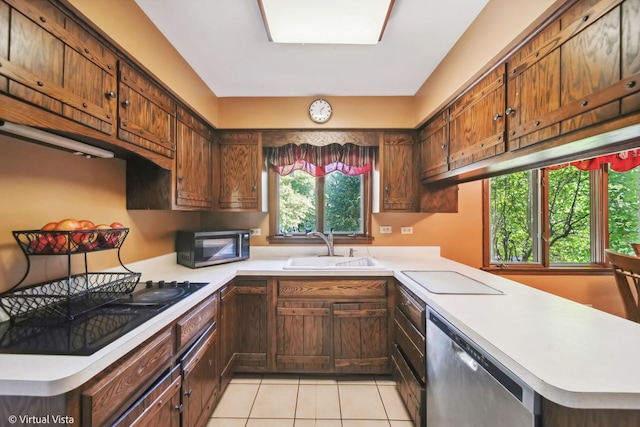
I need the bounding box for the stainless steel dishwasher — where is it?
[426,308,540,427]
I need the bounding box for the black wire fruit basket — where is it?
[0,228,140,323]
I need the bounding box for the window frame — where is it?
[266,166,373,244]
[482,165,613,275]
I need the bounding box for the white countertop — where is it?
[1,245,639,411]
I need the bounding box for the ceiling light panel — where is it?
[259,0,394,45]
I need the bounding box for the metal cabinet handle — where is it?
[493,113,502,121]
[122,99,130,107]
[184,389,193,397]
[505,107,516,115]
[106,91,116,99]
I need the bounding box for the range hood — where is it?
[0,121,114,159]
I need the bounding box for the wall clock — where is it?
[309,99,332,123]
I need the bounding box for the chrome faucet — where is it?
[307,230,335,256]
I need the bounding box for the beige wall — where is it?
[0,134,199,293]
[219,96,416,129]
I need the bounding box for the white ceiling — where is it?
[133,0,490,98]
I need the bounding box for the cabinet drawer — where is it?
[112,365,182,427]
[176,294,217,353]
[393,319,425,383]
[396,285,425,334]
[391,344,425,427]
[278,279,387,298]
[82,328,174,427]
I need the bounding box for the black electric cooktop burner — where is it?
[0,280,208,356]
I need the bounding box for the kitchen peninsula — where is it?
[1,246,639,427]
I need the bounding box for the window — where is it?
[484,150,640,271]
[267,143,373,242]
[276,170,367,235]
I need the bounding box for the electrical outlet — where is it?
[250,228,261,236]
[379,226,392,234]
[401,227,413,235]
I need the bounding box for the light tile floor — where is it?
[208,374,413,427]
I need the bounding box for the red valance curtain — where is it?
[549,149,640,172]
[267,143,373,176]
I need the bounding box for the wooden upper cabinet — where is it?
[507,0,640,150]
[381,131,418,212]
[419,111,449,180]
[118,61,176,159]
[449,65,506,170]
[215,131,262,211]
[0,0,117,134]
[176,106,212,209]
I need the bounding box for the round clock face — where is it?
[309,99,332,123]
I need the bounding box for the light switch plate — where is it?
[401,227,413,235]
[250,228,261,236]
[380,226,392,234]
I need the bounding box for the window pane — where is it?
[608,168,640,255]
[489,171,537,263]
[548,167,591,263]
[278,170,316,234]
[324,172,363,234]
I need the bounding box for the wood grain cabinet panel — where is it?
[234,279,268,371]
[278,278,387,298]
[176,106,213,209]
[118,61,176,159]
[449,65,506,170]
[81,328,174,427]
[180,324,219,427]
[381,131,418,212]
[219,284,240,390]
[333,302,389,373]
[419,112,449,180]
[276,300,332,372]
[0,0,117,135]
[176,294,217,354]
[214,131,262,211]
[112,365,182,427]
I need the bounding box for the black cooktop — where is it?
[0,280,208,356]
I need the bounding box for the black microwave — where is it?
[176,229,250,268]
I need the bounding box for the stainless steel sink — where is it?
[402,270,504,294]
[283,256,385,270]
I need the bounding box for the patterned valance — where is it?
[550,149,640,172]
[267,143,373,176]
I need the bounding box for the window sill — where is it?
[267,235,374,245]
[482,265,613,275]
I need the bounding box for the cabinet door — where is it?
[235,279,268,370]
[118,62,176,159]
[216,131,261,211]
[182,325,219,427]
[507,0,640,150]
[419,111,449,180]
[0,0,116,134]
[219,284,240,390]
[449,66,506,170]
[333,302,389,374]
[176,107,212,209]
[276,301,332,372]
[381,132,418,212]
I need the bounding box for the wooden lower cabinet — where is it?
[180,324,219,427]
[392,282,426,427]
[334,302,389,373]
[275,277,392,375]
[276,300,333,372]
